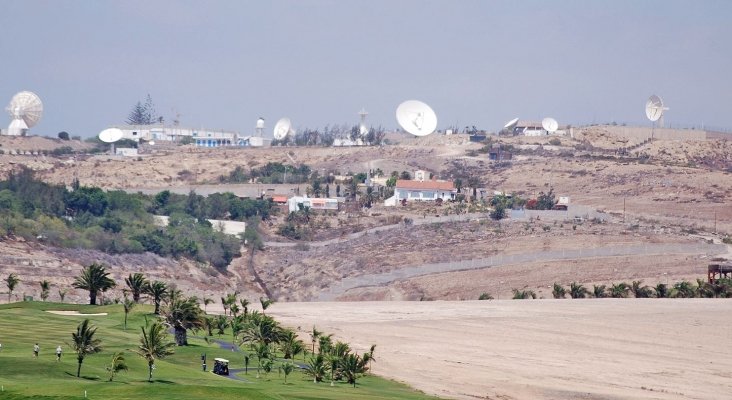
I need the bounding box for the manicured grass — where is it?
[0,302,438,400]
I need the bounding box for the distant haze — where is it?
[1,0,730,137]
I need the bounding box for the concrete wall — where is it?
[597,125,707,142]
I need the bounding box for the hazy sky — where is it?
[2,0,730,137]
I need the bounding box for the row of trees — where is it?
[489,279,732,300]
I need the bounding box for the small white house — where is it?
[394,179,456,203]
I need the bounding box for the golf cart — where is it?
[212,358,229,376]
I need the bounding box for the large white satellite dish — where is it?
[6,91,43,136]
[396,100,437,136]
[273,117,293,140]
[503,117,519,129]
[98,128,124,143]
[542,117,559,133]
[645,95,667,122]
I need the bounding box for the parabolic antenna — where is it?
[6,91,43,135]
[396,100,437,136]
[98,128,124,143]
[273,118,292,140]
[503,117,519,129]
[645,95,667,122]
[542,117,559,133]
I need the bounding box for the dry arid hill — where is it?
[0,127,730,303]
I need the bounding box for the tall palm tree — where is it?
[239,299,250,316]
[253,341,270,378]
[230,315,245,344]
[279,329,305,359]
[145,281,168,314]
[71,319,103,377]
[203,297,214,313]
[5,273,20,303]
[123,297,135,330]
[552,283,566,299]
[310,326,322,354]
[162,293,204,346]
[73,263,116,305]
[125,273,148,303]
[259,297,274,315]
[240,312,284,348]
[137,322,175,382]
[215,315,228,336]
[569,282,588,299]
[39,280,51,302]
[229,303,240,318]
[220,296,229,316]
[318,334,333,355]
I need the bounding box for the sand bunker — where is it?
[46,310,108,316]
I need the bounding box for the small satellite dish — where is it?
[396,100,437,136]
[149,141,155,146]
[6,91,43,136]
[645,95,667,122]
[256,117,265,129]
[542,117,559,133]
[503,117,519,129]
[98,128,124,143]
[273,118,292,140]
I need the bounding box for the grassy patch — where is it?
[0,302,438,400]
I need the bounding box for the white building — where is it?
[112,124,250,147]
[287,196,339,212]
[392,178,456,203]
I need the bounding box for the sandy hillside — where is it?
[270,300,732,400]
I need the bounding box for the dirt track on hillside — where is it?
[270,300,732,400]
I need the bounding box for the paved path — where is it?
[316,242,726,300]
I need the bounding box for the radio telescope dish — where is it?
[396,100,437,136]
[98,128,124,143]
[273,118,293,140]
[645,95,667,122]
[542,117,559,133]
[503,117,519,129]
[6,91,43,136]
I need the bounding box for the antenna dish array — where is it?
[98,128,123,143]
[503,117,519,129]
[6,91,43,136]
[542,117,559,133]
[273,117,294,140]
[396,100,437,136]
[645,95,667,122]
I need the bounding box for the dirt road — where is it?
[270,300,732,400]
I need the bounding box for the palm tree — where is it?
[304,354,327,383]
[203,297,214,313]
[552,283,566,299]
[281,361,294,384]
[260,297,274,315]
[106,352,128,381]
[71,319,103,377]
[239,299,250,316]
[73,263,116,305]
[230,315,245,344]
[340,353,368,388]
[511,289,536,299]
[673,280,695,298]
[592,284,607,298]
[318,334,333,355]
[631,280,652,298]
[123,297,136,330]
[137,322,175,382]
[654,283,669,298]
[125,273,148,303]
[310,326,322,354]
[215,315,228,336]
[253,341,270,378]
[161,293,204,346]
[39,280,51,302]
[145,281,168,314]
[229,303,240,318]
[58,288,68,302]
[203,316,215,337]
[220,296,230,316]
[279,329,305,359]
[609,282,630,298]
[5,273,20,303]
[569,282,588,299]
[240,312,284,348]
